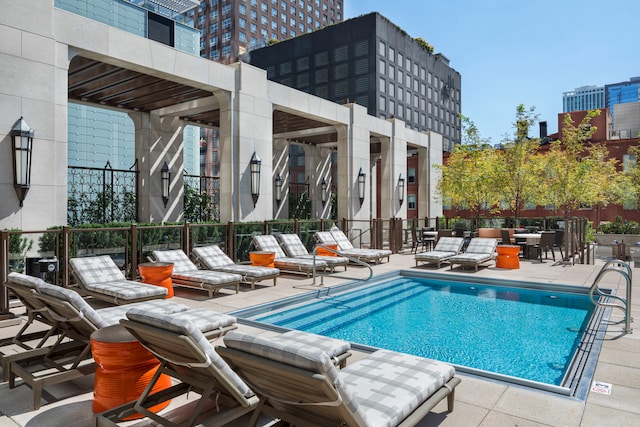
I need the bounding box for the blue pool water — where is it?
[253,275,598,388]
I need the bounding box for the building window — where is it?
[408,194,416,210]
[239,32,247,42]
[222,18,231,28]
[388,46,394,61]
[239,18,247,28]
[379,95,386,110]
[408,167,416,183]
[379,77,386,93]
[239,4,247,14]
[379,40,386,56]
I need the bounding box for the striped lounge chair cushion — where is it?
[83,280,167,301]
[314,231,337,245]
[252,235,287,258]
[70,255,126,285]
[415,251,457,262]
[464,238,498,254]
[432,237,464,253]
[270,330,351,361]
[277,234,309,257]
[152,249,199,273]
[126,310,253,399]
[339,350,455,427]
[126,306,236,336]
[7,272,47,290]
[192,245,235,267]
[171,269,242,285]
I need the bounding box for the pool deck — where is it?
[1,252,638,426]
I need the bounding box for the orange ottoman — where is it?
[139,262,174,298]
[316,244,338,256]
[496,245,521,269]
[90,325,171,419]
[249,251,276,268]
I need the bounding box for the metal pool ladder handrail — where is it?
[589,259,633,334]
[311,244,373,286]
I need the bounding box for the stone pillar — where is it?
[0,0,68,230]
[217,63,273,222]
[131,111,184,223]
[379,119,408,219]
[337,104,371,222]
[272,138,289,219]
[304,144,333,219]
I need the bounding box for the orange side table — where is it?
[90,325,171,419]
[139,262,174,298]
[495,245,521,269]
[316,243,338,256]
[249,251,276,268]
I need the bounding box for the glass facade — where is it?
[562,85,604,113]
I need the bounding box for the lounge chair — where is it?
[449,237,498,271]
[314,228,391,264]
[192,244,279,288]
[414,237,465,268]
[95,311,351,426]
[69,255,168,304]
[252,234,328,276]
[217,330,460,427]
[277,233,349,272]
[6,273,235,409]
[151,249,242,297]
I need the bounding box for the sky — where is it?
[344,0,640,144]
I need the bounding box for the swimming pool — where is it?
[231,270,610,399]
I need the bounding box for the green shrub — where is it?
[598,216,640,234]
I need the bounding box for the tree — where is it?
[436,115,501,227]
[622,145,640,209]
[541,110,602,218]
[495,105,545,225]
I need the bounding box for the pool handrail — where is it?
[310,244,372,286]
[589,259,633,334]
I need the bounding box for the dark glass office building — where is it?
[247,12,462,151]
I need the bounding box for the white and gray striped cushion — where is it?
[464,238,498,254]
[340,350,455,427]
[152,249,198,273]
[252,235,287,258]
[96,300,190,327]
[70,255,125,285]
[193,245,280,279]
[126,306,236,335]
[415,251,458,262]
[277,234,309,257]
[271,330,351,360]
[171,269,242,285]
[192,245,234,267]
[82,280,167,300]
[329,228,355,250]
[126,310,253,399]
[432,237,464,253]
[7,272,46,290]
[314,231,337,246]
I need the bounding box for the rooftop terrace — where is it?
[1,253,638,426]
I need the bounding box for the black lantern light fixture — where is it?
[161,161,170,207]
[274,173,283,205]
[357,167,366,206]
[10,117,34,207]
[398,173,405,206]
[250,152,261,206]
[321,177,328,206]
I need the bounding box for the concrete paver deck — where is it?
[0,252,638,426]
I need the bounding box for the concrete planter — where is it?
[593,233,640,259]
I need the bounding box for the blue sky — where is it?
[344,1,640,144]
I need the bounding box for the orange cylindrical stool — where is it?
[139,262,174,298]
[91,325,171,419]
[316,244,338,256]
[495,245,521,269]
[249,251,276,268]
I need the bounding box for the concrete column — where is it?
[131,111,184,223]
[272,138,289,219]
[304,144,333,219]
[0,0,68,230]
[337,104,371,222]
[379,119,408,219]
[218,63,273,222]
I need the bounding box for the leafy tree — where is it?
[582,144,624,226]
[622,145,640,209]
[495,105,545,225]
[183,181,217,223]
[289,192,311,219]
[541,110,603,218]
[436,115,501,226]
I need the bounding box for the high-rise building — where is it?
[605,77,640,110]
[246,12,462,151]
[182,0,344,64]
[562,85,604,113]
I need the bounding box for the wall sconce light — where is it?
[398,173,405,206]
[321,177,328,206]
[250,152,261,206]
[274,173,283,205]
[10,117,34,207]
[161,161,170,207]
[357,167,366,206]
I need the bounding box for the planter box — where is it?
[593,233,640,259]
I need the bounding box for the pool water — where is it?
[251,274,600,390]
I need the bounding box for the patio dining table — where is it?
[514,233,541,259]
